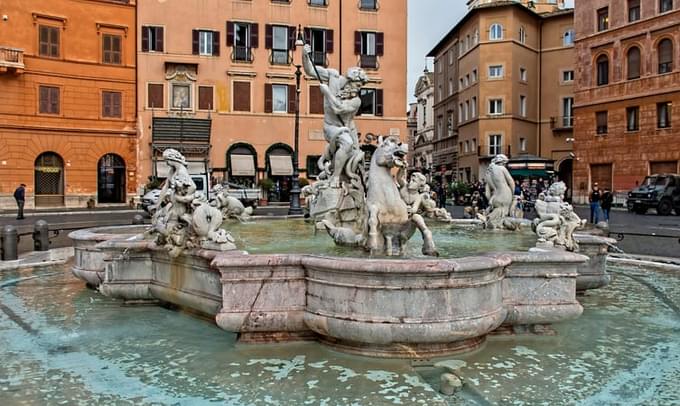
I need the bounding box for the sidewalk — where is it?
[0,205,141,218]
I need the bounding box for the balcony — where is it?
[0,47,24,74]
[359,55,378,69]
[231,46,253,63]
[550,116,574,131]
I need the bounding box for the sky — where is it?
[407,0,576,105]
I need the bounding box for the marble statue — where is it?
[211,184,253,222]
[150,149,235,257]
[533,181,586,251]
[398,170,453,222]
[480,154,515,229]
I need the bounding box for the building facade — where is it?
[573,0,680,203]
[0,0,137,209]
[411,69,435,179]
[428,0,575,190]
[137,0,407,202]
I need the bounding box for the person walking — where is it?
[589,182,602,224]
[13,183,26,220]
[601,187,613,223]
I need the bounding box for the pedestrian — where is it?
[589,182,602,224]
[13,183,26,220]
[601,187,613,223]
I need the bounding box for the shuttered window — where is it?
[358,88,383,116]
[198,86,214,110]
[102,91,122,118]
[596,111,608,134]
[141,26,164,52]
[102,34,122,65]
[355,31,383,69]
[658,39,673,74]
[233,81,251,112]
[147,83,164,109]
[227,22,258,62]
[39,86,60,114]
[309,85,324,115]
[627,47,641,80]
[39,25,60,57]
[304,28,333,66]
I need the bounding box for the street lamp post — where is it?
[288,26,305,215]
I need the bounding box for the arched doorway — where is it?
[227,143,258,187]
[558,158,574,202]
[98,154,126,203]
[265,143,294,203]
[35,152,65,207]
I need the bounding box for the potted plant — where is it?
[259,178,274,206]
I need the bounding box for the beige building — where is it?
[137,0,407,202]
[410,69,435,179]
[428,0,575,192]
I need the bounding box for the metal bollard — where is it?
[132,214,145,225]
[33,220,50,252]
[1,225,18,261]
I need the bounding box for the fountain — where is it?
[68,45,617,359]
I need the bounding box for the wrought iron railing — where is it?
[551,116,574,129]
[231,46,253,63]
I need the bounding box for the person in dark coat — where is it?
[589,182,602,224]
[13,184,26,220]
[601,187,613,223]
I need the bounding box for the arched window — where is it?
[627,46,641,79]
[658,39,674,74]
[519,26,526,44]
[489,24,503,40]
[596,54,609,86]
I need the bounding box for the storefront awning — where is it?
[269,155,293,176]
[230,154,256,177]
[509,169,551,178]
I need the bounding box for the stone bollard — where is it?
[1,225,19,261]
[132,214,145,225]
[33,220,50,252]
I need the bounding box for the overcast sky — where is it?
[407,0,575,105]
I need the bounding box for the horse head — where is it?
[373,136,408,169]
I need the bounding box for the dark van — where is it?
[627,174,680,215]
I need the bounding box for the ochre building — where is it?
[137,0,407,202]
[573,0,680,203]
[0,0,137,209]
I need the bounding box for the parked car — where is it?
[627,174,680,215]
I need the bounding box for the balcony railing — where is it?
[551,116,574,130]
[0,47,25,73]
[310,51,328,67]
[231,46,253,63]
[359,54,378,69]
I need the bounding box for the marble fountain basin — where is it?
[69,220,613,358]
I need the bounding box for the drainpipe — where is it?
[339,0,343,73]
[538,19,543,158]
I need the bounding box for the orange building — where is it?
[0,0,137,209]
[136,0,407,202]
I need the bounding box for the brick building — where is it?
[136,0,407,202]
[0,0,137,209]
[573,0,680,204]
[428,0,576,189]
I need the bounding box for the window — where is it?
[489,134,502,155]
[360,0,378,10]
[437,118,443,139]
[471,97,477,117]
[309,0,327,5]
[171,84,191,109]
[519,26,526,44]
[563,97,574,127]
[308,85,323,114]
[660,0,673,13]
[359,89,383,116]
[472,69,478,82]
[466,35,470,50]
[267,25,292,65]
[464,101,469,120]
[233,81,251,112]
[628,0,641,22]
[199,31,215,56]
[102,34,122,64]
[489,99,503,115]
[142,26,164,52]
[102,91,122,118]
[597,55,609,86]
[489,65,503,78]
[520,67,527,81]
[658,102,672,128]
[306,28,333,66]
[459,103,464,122]
[198,86,214,110]
[519,95,527,117]
[438,85,442,101]
[563,29,575,46]
[596,111,608,134]
[356,31,383,69]
[659,39,673,74]
[627,106,640,131]
[449,49,454,64]
[448,78,453,95]
[464,141,469,153]
[448,112,454,136]
[490,24,503,40]
[227,22,257,62]
[39,25,59,57]
[474,29,479,44]
[465,74,470,86]
[597,7,609,31]
[472,138,477,151]
[272,84,289,113]
[627,47,641,79]
[563,70,575,82]
[459,78,464,89]
[520,138,527,152]
[147,83,164,109]
[39,85,59,114]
